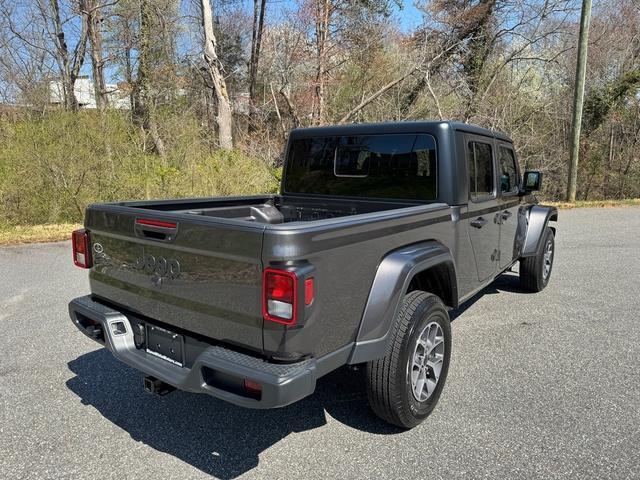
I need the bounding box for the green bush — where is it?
[0,110,279,226]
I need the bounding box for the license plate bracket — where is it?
[146,324,184,366]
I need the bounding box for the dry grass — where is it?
[545,198,640,209]
[0,223,81,246]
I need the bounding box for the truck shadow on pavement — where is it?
[449,272,527,321]
[66,350,402,479]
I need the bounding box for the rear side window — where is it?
[498,146,518,194]
[468,141,494,200]
[284,134,437,201]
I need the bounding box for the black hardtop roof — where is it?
[289,120,513,143]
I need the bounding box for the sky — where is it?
[392,1,424,31]
[257,0,424,32]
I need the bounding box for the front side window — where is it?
[468,141,494,200]
[499,146,518,194]
[284,134,437,201]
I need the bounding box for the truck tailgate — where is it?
[84,207,266,353]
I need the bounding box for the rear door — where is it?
[466,135,501,282]
[85,208,266,353]
[497,143,521,268]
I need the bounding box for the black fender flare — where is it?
[348,241,457,364]
[521,205,558,257]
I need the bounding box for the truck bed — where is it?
[115,194,415,224]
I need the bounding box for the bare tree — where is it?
[248,0,267,128]
[312,0,330,124]
[398,0,499,117]
[200,0,233,149]
[41,0,88,110]
[108,0,137,110]
[0,2,54,107]
[82,0,110,110]
[4,0,90,109]
[308,0,396,125]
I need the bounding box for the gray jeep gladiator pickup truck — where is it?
[69,121,557,428]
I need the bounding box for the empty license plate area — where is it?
[146,324,184,366]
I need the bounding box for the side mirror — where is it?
[522,171,542,192]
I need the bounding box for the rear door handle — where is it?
[470,217,488,229]
[501,210,513,221]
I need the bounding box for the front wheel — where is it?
[520,226,555,292]
[366,291,451,429]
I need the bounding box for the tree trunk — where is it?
[50,0,74,110]
[84,0,108,109]
[50,0,88,110]
[248,0,266,129]
[134,0,150,119]
[279,87,300,128]
[399,1,495,117]
[200,0,233,150]
[124,41,134,112]
[461,0,497,121]
[135,0,166,157]
[313,0,330,125]
[270,83,286,139]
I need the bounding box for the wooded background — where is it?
[0,0,639,226]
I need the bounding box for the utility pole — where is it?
[566,0,592,202]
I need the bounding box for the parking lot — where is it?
[1,206,639,479]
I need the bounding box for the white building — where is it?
[49,76,131,109]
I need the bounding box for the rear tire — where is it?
[366,291,451,429]
[520,226,555,292]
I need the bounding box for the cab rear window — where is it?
[284,134,437,201]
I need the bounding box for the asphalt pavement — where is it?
[1,207,639,479]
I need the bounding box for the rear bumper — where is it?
[68,295,319,408]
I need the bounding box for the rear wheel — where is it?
[520,226,555,292]
[366,291,451,429]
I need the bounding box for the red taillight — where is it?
[305,278,314,305]
[267,271,294,303]
[72,229,92,268]
[263,268,297,325]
